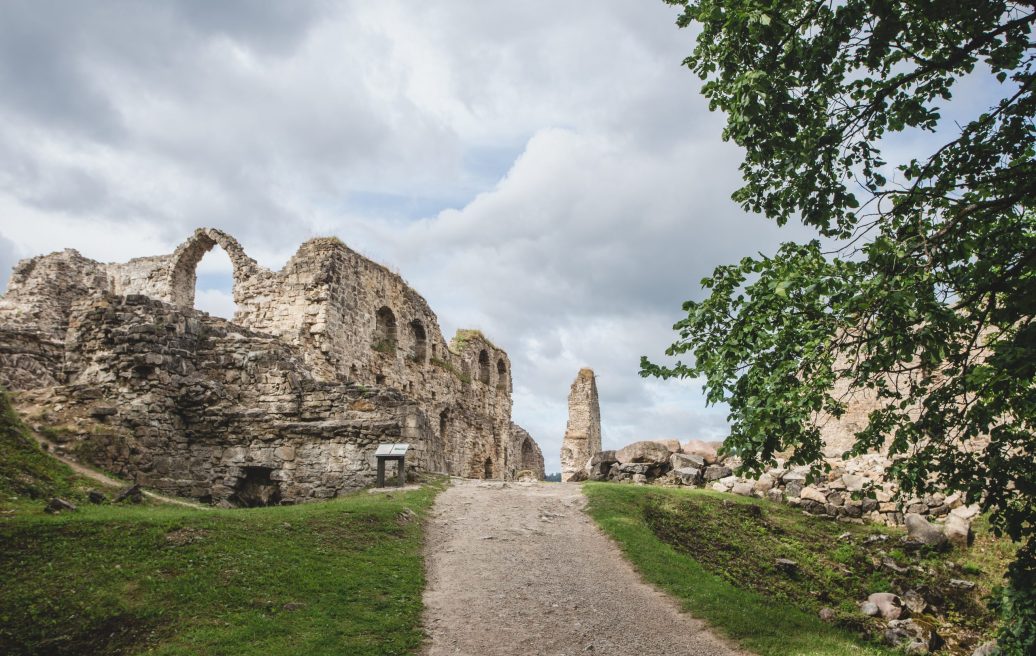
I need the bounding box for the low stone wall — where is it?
[587,441,979,534]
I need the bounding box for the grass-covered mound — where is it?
[0,481,443,656]
[0,391,94,505]
[584,482,1013,656]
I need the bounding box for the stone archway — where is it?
[168,228,258,310]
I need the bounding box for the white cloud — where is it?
[0,0,811,472]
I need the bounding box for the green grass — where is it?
[0,481,445,655]
[584,482,1010,656]
[0,391,100,506]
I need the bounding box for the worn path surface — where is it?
[422,479,748,656]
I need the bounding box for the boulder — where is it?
[45,497,77,514]
[884,619,941,654]
[652,439,682,454]
[673,467,703,486]
[670,452,706,470]
[841,474,868,492]
[703,464,732,482]
[587,461,612,481]
[616,441,672,465]
[818,607,835,622]
[905,513,948,548]
[868,592,906,620]
[632,473,648,485]
[87,489,108,504]
[799,486,828,504]
[567,470,588,482]
[732,481,756,497]
[951,504,981,521]
[971,642,999,656]
[902,590,927,615]
[943,513,972,548]
[860,601,880,617]
[590,450,618,466]
[681,439,720,464]
[753,474,775,493]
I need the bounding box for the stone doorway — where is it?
[232,466,281,507]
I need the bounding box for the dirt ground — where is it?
[421,478,749,656]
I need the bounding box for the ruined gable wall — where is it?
[0,249,111,337]
[19,292,445,503]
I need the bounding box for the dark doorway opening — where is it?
[233,466,281,507]
[483,457,493,479]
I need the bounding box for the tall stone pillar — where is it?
[560,368,601,482]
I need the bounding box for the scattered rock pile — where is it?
[585,440,980,538]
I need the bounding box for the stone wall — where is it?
[560,368,601,482]
[15,293,445,504]
[0,227,543,502]
[506,423,545,480]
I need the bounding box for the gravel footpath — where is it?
[421,478,749,656]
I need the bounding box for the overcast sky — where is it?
[0,0,817,472]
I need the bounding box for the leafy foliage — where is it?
[645,1,1036,650]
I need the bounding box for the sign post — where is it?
[375,443,410,487]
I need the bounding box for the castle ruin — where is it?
[0,228,545,505]
[559,368,601,482]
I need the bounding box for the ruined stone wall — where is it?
[0,249,111,337]
[506,423,545,480]
[560,368,601,482]
[15,293,445,504]
[0,227,540,497]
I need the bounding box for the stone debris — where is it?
[45,497,77,513]
[868,592,906,620]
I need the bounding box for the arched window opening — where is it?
[478,350,491,384]
[193,246,238,320]
[483,457,493,479]
[496,359,507,391]
[439,409,449,441]
[410,320,427,363]
[521,438,536,469]
[373,306,397,354]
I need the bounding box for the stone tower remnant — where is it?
[560,368,601,482]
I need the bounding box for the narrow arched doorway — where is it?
[483,457,493,479]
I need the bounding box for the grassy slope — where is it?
[584,482,1012,656]
[0,484,444,656]
[0,391,99,506]
[1,391,446,655]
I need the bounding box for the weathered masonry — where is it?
[0,228,545,505]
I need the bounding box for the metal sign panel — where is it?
[375,443,410,456]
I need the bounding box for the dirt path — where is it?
[35,435,207,509]
[422,479,749,656]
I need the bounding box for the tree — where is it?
[642,1,1036,650]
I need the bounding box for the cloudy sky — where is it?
[0,0,816,472]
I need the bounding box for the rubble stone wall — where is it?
[17,294,445,504]
[0,227,543,503]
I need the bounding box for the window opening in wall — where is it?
[349,364,358,380]
[521,438,536,469]
[376,374,386,385]
[410,320,427,363]
[193,246,238,320]
[496,359,507,391]
[439,409,449,440]
[232,466,281,507]
[373,306,397,354]
[483,457,493,479]
[478,350,490,384]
